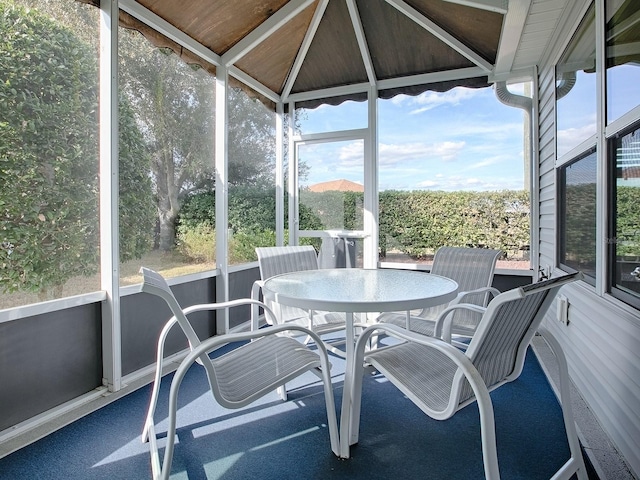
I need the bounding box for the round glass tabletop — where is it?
[262,268,458,313]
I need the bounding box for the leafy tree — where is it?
[119,29,282,251]
[0,1,154,296]
[118,98,156,260]
[118,31,216,251]
[228,87,276,187]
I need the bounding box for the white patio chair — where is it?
[251,246,350,356]
[138,267,339,480]
[377,246,501,346]
[348,272,587,480]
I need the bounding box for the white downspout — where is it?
[494,81,537,276]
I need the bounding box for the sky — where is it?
[297,84,528,192]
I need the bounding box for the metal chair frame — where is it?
[139,267,339,480]
[348,272,587,480]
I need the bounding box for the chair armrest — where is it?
[143,297,278,445]
[451,286,500,306]
[433,303,486,342]
[187,296,278,323]
[414,286,500,317]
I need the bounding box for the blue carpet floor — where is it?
[0,348,580,479]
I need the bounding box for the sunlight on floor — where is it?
[200,427,323,479]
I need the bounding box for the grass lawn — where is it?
[0,250,215,311]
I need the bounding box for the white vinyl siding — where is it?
[535,0,640,475]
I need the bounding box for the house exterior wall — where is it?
[537,0,640,476]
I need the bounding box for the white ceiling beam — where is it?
[288,66,488,104]
[347,0,377,85]
[119,0,222,66]
[493,0,531,78]
[385,0,494,72]
[441,0,508,15]
[282,0,329,101]
[377,66,486,90]
[222,0,314,67]
[287,82,370,103]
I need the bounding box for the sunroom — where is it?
[0,0,639,478]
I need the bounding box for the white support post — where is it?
[530,67,541,277]
[276,103,285,246]
[288,102,298,246]
[364,86,379,269]
[595,0,607,295]
[99,0,121,392]
[215,65,230,333]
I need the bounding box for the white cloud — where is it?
[417,179,439,188]
[379,141,466,164]
[557,122,597,157]
[337,140,365,166]
[468,154,512,169]
[383,172,524,192]
[407,88,483,114]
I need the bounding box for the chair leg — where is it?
[318,366,340,457]
[347,357,365,450]
[142,319,177,442]
[538,328,588,480]
[277,384,287,401]
[477,397,500,480]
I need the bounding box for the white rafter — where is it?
[222,0,314,67]
[282,0,329,101]
[287,66,487,103]
[347,0,376,85]
[385,0,493,72]
[442,0,508,14]
[287,82,371,103]
[378,66,487,90]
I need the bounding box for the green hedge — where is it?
[180,188,531,261]
[379,190,530,259]
[615,185,640,258]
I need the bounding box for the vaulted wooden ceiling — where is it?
[111,0,572,105]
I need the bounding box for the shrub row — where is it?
[179,188,532,262]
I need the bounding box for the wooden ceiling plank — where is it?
[222,0,314,66]
[119,0,222,66]
[229,66,281,103]
[346,0,377,85]
[384,0,494,72]
[282,0,329,100]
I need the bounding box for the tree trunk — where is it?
[157,206,177,251]
[154,150,180,252]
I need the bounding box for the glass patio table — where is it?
[261,268,459,458]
